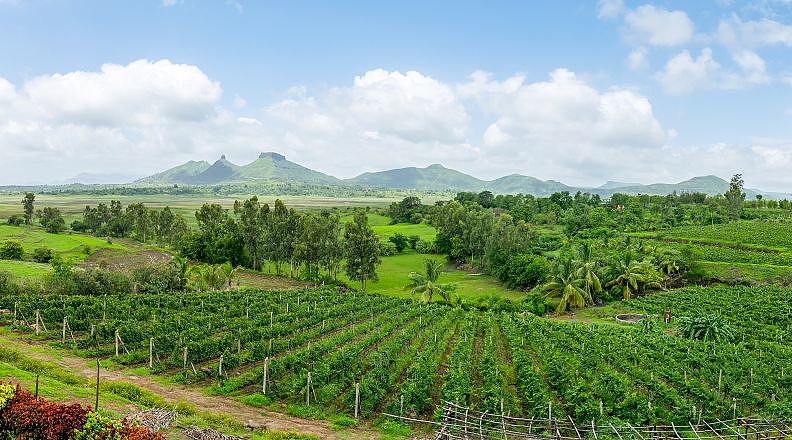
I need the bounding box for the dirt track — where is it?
[0,333,384,439]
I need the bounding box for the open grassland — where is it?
[1,286,788,425]
[0,225,124,258]
[0,260,51,279]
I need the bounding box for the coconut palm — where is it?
[406,258,456,303]
[172,255,190,290]
[188,264,226,291]
[574,242,601,305]
[542,258,586,314]
[605,250,662,300]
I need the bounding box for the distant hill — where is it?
[345,164,482,191]
[136,160,210,184]
[134,152,791,199]
[487,174,574,196]
[59,172,141,185]
[137,152,338,186]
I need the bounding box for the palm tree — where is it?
[542,259,586,314]
[188,264,226,291]
[406,259,456,303]
[219,262,240,289]
[172,255,190,290]
[574,242,601,305]
[606,251,645,300]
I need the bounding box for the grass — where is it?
[0,260,51,278]
[340,250,524,301]
[372,222,437,242]
[0,225,124,260]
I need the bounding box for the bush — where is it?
[407,234,420,249]
[497,254,549,289]
[46,268,131,296]
[388,233,408,253]
[31,248,53,263]
[415,239,436,254]
[6,215,24,226]
[70,220,89,232]
[131,264,182,294]
[0,240,24,260]
[378,241,398,256]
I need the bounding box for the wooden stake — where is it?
[35,309,40,336]
[62,316,67,343]
[95,360,100,410]
[306,372,312,406]
[149,338,154,368]
[262,357,269,395]
[35,374,39,400]
[183,347,188,368]
[354,382,360,418]
[114,329,120,357]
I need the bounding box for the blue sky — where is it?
[2,0,792,190]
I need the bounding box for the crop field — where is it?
[1,286,789,425]
[0,225,125,259]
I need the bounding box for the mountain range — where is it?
[135,152,789,199]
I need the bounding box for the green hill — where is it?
[237,152,340,184]
[487,174,573,196]
[345,164,483,190]
[135,160,210,184]
[190,155,240,184]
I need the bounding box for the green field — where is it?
[342,250,523,301]
[0,260,51,279]
[0,225,125,261]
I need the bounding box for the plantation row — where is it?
[642,238,792,268]
[1,287,790,424]
[661,221,792,249]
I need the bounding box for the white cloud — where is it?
[0,59,272,184]
[233,94,247,108]
[715,15,792,49]
[624,5,695,46]
[627,47,649,70]
[455,69,671,183]
[655,48,721,94]
[162,0,178,7]
[597,0,624,19]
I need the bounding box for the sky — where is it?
[2,1,792,190]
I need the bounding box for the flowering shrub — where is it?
[0,384,14,410]
[0,382,165,439]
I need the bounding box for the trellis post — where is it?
[62,316,67,344]
[149,337,154,368]
[354,382,360,419]
[306,372,312,406]
[114,329,120,357]
[262,357,269,395]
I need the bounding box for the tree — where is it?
[343,209,380,291]
[21,193,35,225]
[542,259,586,313]
[724,173,745,221]
[388,233,409,253]
[37,207,65,234]
[406,258,456,303]
[0,240,24,260]
[219,262,240,289]
[171,255,190,290]
[604,251,662,300]
[574,242,602,305]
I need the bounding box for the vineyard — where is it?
[1,286,790,426]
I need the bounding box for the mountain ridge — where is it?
[134,153,791,199]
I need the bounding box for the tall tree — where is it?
[574,241,601,305]
[343,209,381,291]
[542,258,586,313]
[724,173,745,221]
[21,192,35,225]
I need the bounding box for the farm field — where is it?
[0,194,403,227]
[2,286,789,426]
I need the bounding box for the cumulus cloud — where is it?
[267,69,473,177]
[624,5,695,46]
[455,69,672,183]
[655,48,721,94]
[715,15,792,49]
[0,59,271,184]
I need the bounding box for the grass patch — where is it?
[0,260,50,279]
[239,393,271,407]
[378,420,411,436]
[285,404,325,420]
[330,415,356,429]
[100,380,166,408]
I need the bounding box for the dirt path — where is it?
[0,333,381,439]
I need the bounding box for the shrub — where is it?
[407,234,420,249]
[497,254,549,289]
[45,267,131,296]
[388,233,408,253]
[0,383,15,410]
[0,385,88,439]
[70,220,89,232]
[0,240,24,260]
[6,215,25,226]
[74,411,123,440]
[378,241,398,256]
[32,248,53,263]
[415,239,435,254]
[131,264,181,295]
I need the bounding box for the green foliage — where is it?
[388,233,409,253]
[6,214,25,226]
[495,253,548,289]
[330,415,356,429]
[406,258,456,303]
[0,240,24,260]
[344,209,381,290]
[677,314,736,343]
[415,239,435,254]
[378,241,398,256]
[37,206,66,233]
[239,393,271,407]
[253,431,320,440]
[31,247,53,263]
[74,411,123,440]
